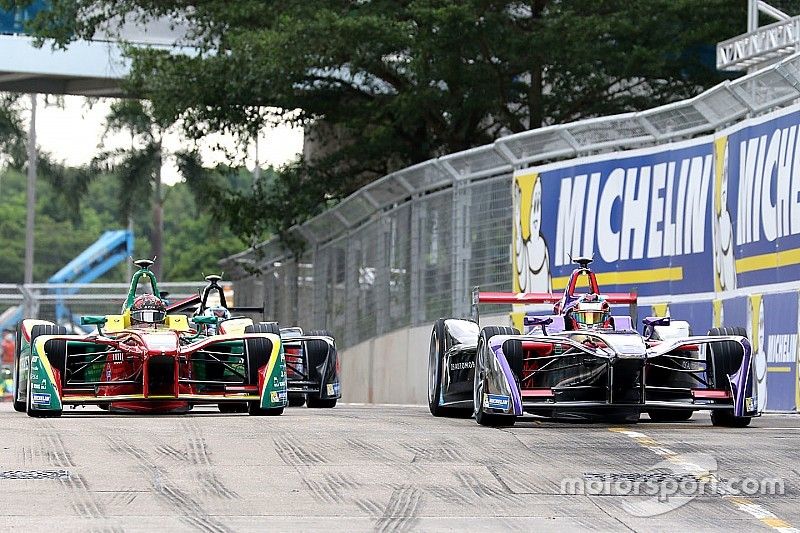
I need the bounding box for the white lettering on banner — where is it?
[737,125,800,244]
[556,174,586,265]
[766,334,797,363]
[554,155,711,267]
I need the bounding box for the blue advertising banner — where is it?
[514,139,714,297]
[514,103,800,296]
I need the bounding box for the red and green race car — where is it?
[12,259,287,416]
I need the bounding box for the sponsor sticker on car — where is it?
[32,393,50,405]
[483,394,510,410]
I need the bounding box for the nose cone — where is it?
[607,334,647,357]
[139,331,179,354]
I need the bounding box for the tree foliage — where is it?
[0,165,247,283]
[7,0,746,245]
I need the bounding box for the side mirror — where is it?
[642,316,670,339]
[81,315,107,326]
[524,315,553,335]
[192,315,218,325]
[642,316,670,328]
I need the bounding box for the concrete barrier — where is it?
[340,314,510,405]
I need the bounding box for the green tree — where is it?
[92,99,171,278]
[0,93,26,168]
[9,0,746,243]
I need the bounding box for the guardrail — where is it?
[0,281,230,328]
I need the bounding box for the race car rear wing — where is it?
[166,293,263,315]
[471,287,638,324]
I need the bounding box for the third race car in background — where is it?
[168,274,341,410]
[428,258,760,428]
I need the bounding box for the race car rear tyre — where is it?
[706,327,747,389]
[288,393,306,407]
[647,409,693,422]
[428,319,472,418]
[707,327,751,427]
[711,409,752,427]
[12,323,25,412]
[259,322,281,336]
[305,329,338,409]
[474,326,520,427]
[248,403,284,416]
[218,402,248,413]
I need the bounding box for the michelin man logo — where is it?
[513,172,551,293]
[747,295,767,412]
[712,137,736,292]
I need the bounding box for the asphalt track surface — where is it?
[1,402,799,532]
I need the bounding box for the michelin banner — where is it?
[513,103,800,411]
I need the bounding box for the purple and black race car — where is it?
[428,258,760,427]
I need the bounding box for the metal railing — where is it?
[0,281,229,328]
[222,52,800,349]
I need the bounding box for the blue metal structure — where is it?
[49,229,134,325]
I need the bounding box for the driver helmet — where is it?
[130,294,167,327]
[571,293,611,330]
[202,306,230,334]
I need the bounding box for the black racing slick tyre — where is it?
[305,329,338,409]
[287,394,306,407]
[707,327,751,428]
[12,324,25,412]
[474,326,520,427]
[647,409,693,422]
[306,397,336,408]
[244,323,277,385]
[711,409,752,427]
[248,403,284,416]
[244,323,280,416]
[26,324,68,418]
[218,403,248,413]
[428,319,471,418]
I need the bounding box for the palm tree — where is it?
[94,100,171,279]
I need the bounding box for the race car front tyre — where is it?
[474,326,520,427]
[288,393,306,407]
[218,402,248,413]
[428,319,471,418]
[647,409,693,422]
[244,323,283,415]
[248,403,284,416]
[12,324,25,412]
[711,409,752,427]
[707,327,751,428]
[307,396,336,408]
[26,324,67,418]
[244,323,275,386]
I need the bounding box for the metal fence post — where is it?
[409,195,422,326]
[375,217,391,335]
[344,233,359,346]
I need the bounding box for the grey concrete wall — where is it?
[339,313,510,405]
